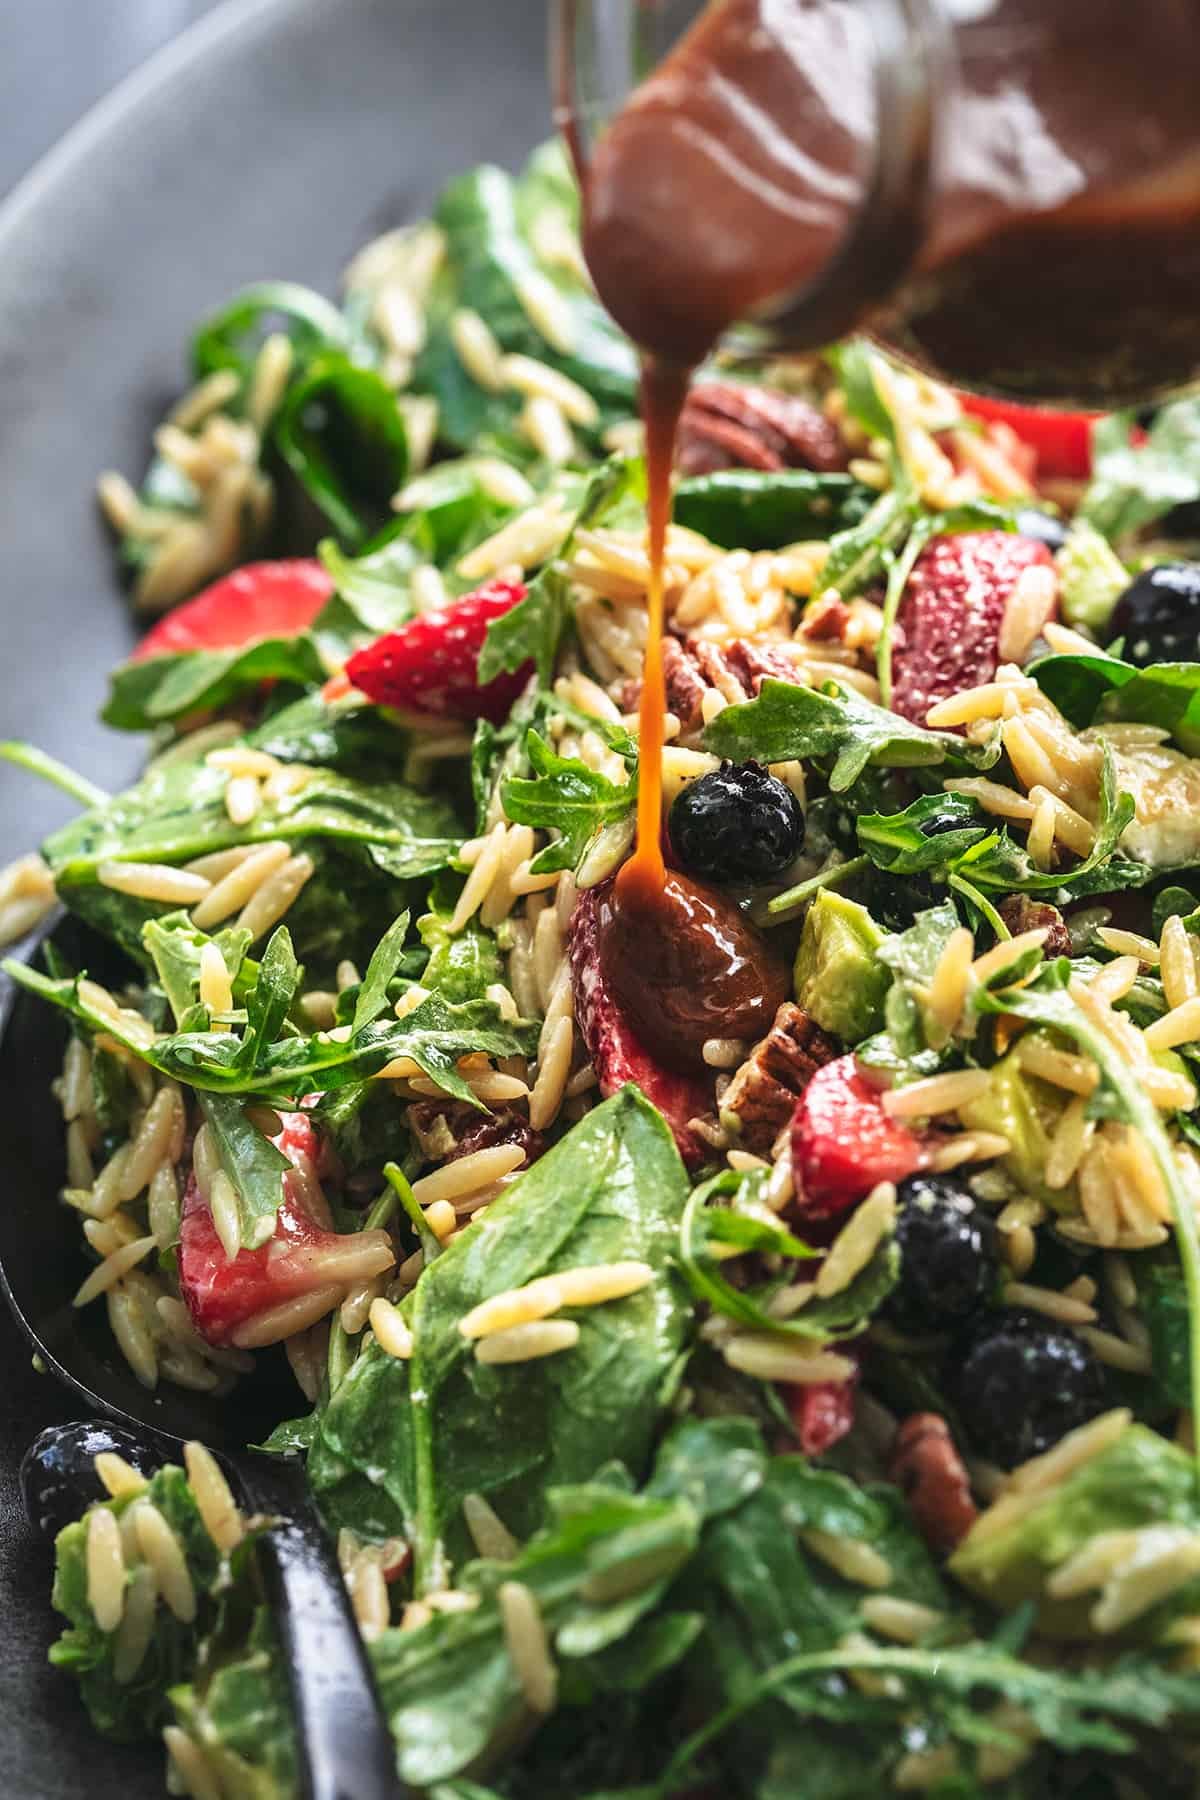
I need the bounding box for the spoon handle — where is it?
[237,1454,401,1800]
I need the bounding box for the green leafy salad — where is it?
[9,139,1200,1797]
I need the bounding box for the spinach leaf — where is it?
[274,352,409,547]
[704,677,998,792]
[1081,398,1200,542]
[1031,648,1200,754]
[48,1465,226,1742]
[309,1088,692,1589]
[416,165,636,453]
[672,470,873,551]
[818,486,913,600]
[41,752,459,913]
[102,637,327,733]
[501,730,635,875]
[857,792,990,875]
[369,1476,702,1787]
[1134,1254,1193,1407]
[191,280,351,382]
[170,1606,297,1800]
[197,1091,292,1250]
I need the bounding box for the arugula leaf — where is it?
[197,1091,292,1250]
[861,746,1143,900]
[501,730,635,875]
[826,340,897,444]
[351,910,412,1034]
[274,352,409,548]
[1081,397,1200,542]
[4,961,529,1107]
[191,280,351,382]
[477,456,644,687]
[704,677,998,792]
[678,1170,895,1346]
[142,914,253,1026]
[671,470,873,552]
[309,1088,692,1589]
[102,637,327,733]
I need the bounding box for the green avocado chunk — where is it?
[951,1424,1200,1643]
[958,1037,1070,1209]
[792,889,889,1044]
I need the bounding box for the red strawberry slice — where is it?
[568,882,712,1170]
[791,1055,924,1220]
[345,577,532,724]
[890,531,1055,726]
[133,560,334,661]
[956,393,1099,481]
[179,1110,392,1345]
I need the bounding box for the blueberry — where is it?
[885,1173,999,1333]
[20,1420,163,1540]
[951,1309,1109,1468]
[1108,562,1200,665]
[669,761,804,883]
[1015,508,1069,553]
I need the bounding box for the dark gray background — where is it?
[0,2,548,1791]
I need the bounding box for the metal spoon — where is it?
[0,921,402,1800]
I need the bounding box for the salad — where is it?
[7,138,1200,1796]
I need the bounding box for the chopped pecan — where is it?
[660,635,710,733]
[677,382,848,477]
[889,1413,978,1556]
[996,895,1072,958]
[722,639,808,698]
[797,592,852,642]
[720,1001,840,1155]
[624,635,808,728]
[407,1101,544,1170]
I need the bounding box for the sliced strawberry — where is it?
[568,882,713,1170]
[179,1110,392,1345]
[890,531,1055,726]
[788,1370,858,1456]
[956,394,1099,481]
[791,1055,924,1220]
[133,560,334,661]
[344,577,531,725]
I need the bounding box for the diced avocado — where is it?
[793,890,889,1044]
[958,1039,1069,1209]
[1055,518,1130,633]
[951,1425,1200,1642]
[1155,1047,1197,1110]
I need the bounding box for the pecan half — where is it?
[721,1001,840,1155]
[889,1412,978,1556]
[677,381,848,478]
[623,635,808,732]
[996,895,1072,958]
